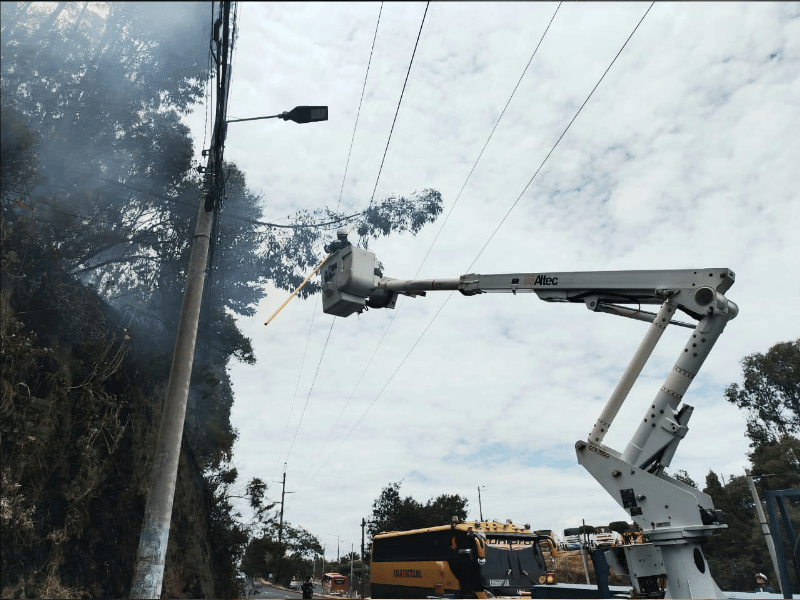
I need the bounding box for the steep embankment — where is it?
[1,222,218,598]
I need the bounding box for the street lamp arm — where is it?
[226,106,328,124]
[226,114,281,123]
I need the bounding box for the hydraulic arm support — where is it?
[577,289,738,599]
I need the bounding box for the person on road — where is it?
[754,572,776,594]
[301,575,314,599]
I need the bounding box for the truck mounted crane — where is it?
[319,231,739,599]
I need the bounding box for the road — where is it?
[250,581,333,599]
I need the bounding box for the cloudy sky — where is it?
[181,2,799,556]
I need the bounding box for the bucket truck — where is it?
[319,233,739,599]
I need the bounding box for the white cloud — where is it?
[187,1,800,554]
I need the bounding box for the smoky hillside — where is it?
[1,2,443,598]
[2,2,251,598]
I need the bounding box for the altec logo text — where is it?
[534,275,558,285]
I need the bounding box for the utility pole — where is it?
[746,472,783,594]
[361,518,366,600]
[279,468,287,547]
[276,464,295,585]
[130,4,232,598]
[580,519,591,585]
[477,486,485,522]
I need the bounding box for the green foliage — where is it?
[241,522,323,585]
[669,468,699,488]
[749,435,800,491]
[355,190,444,249]
[367,481,469,542]
[0,97,42,204]
[204,463,252,597]
[725,339,800,445]
[702,442,800,591]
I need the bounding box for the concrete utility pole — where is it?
[130,5,232,595]
[477,486,485,522]
[746,473,783,595]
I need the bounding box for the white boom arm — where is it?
[319,242,739,599]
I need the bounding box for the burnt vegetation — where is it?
[1,2,442,598]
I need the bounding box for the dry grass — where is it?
[553,548,629,586]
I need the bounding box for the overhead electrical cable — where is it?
[285,3,433,491]
[295,1,656,493]
[412,1,562,280]
[277,3,390,476]
[336,2,383,214]
[295,2,563,493]
[290,2,430,494]
[467,2,655,272]
[368,2,429,206]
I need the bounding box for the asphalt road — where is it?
[249,581,329,599]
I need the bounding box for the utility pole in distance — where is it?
[130,5,233,597]
[361,518,367,600]
[276,465,295,584]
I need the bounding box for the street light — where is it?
[226,105,328,124]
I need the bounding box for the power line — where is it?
[467,1,655,272]
[295,289,453,494]
[296,1,656,493]
[287,4,431,486]
[295,2,564,492]
[337,2,383,214]
[369,2,430,206]
[276,2,386,478]
[412,1,562,280]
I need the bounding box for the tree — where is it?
[697,340,800,592]
[749,435,800,491]
[668,468,699,489]
[424,493,470,526]
[367,482,469,541]
[242,522,323,585]
[725,339,800,445]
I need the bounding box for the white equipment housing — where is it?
[320,240,739,599]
